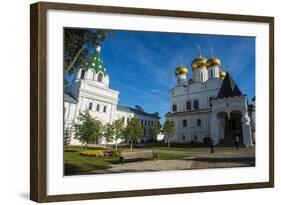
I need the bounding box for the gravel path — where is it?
[110,158,194,172]
[91,147,255,174]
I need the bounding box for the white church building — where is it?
[64,44,160,145]
[166,51,255,146]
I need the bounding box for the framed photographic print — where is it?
[30,1,274,202]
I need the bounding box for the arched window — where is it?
[197,119,201,127]
[172,104,177,112]
[186,101,191,110]
[80,69,85,79]
[97,73,103,82]
[193,100,199,109]
[103,105,107,113]
[89,102,92,110]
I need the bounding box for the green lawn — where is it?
[64,145,189,175]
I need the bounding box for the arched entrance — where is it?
[216,110,243,145]
[229,110,243,144]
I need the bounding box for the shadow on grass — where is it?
[64,163,111,175]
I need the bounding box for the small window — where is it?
[209,97,213,107]
[197,119,201,127]
[122,117,125,123]
[186,101,191,110]
[182,120,187,127]
[182,135,185,141]
[141,120,143,125]
[194,100,199,110]
[97,73,103,82]
[145,120,147,126]
[103,105,106,113]
[89,102,92,110]
[80,69,85,79]
[96,104,100,112]
[172,104,177,112]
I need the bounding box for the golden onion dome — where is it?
[206,56,221,68]
[191,55,207,70]
[219,70,226,79]
[175,64,188,75]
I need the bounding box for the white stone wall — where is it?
[168,78,223,143]
[167,112,212,143]
[65,67,119,145]
[114,109,134,126]
[208,66,220,79]
[193,68,208,83]
[176,74,187,86]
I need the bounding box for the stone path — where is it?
[92,147,255,174]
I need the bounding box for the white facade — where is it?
[64,45,160,145]
[166,52,254,146]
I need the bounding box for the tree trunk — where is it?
[65,46,84,75]
[130,141,133,150]
[85,142,88,150]
[168,138,170,148]
[115,141,118,150]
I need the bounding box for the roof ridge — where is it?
[216,72,242,99]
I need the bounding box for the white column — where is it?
[210,114,220,144]
[241,113,253,147]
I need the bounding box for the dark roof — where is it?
[117,105,160,119]
[217,72,242,99]
[64,93,78,103]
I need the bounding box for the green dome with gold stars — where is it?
[84,44,107,75]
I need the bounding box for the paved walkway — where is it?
[92,147,255,174]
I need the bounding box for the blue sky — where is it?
[80,30,255,124]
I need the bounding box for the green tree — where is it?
[63,128,71,146]
[148,123,161,144]
[73,110,102,149]
[123,118,144,150]
[112,119,125,150]
[102,123,115,147]
[163,120,175,148]
[64,29,111,75]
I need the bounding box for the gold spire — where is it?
[191,46,207,70]
[206,47,221,68]
[219,70,226,79]
[175,56,188,75]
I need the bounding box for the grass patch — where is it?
[64,145,191,175]
[64,146,119,175]
[156,152,190,160]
